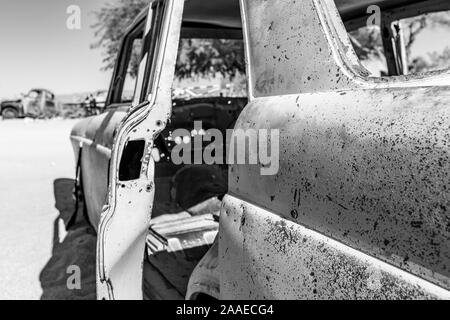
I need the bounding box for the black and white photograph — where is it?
[0,0,449,305]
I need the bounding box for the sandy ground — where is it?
[0,119,96,300]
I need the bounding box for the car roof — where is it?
[182,0,424,28]
[132,0,427,30]
[30,88,54,95]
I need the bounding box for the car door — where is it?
[96,0,184,300]
[219,0,450,299]
[73,109,126,228]
[71,13,149,229]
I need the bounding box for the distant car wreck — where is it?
[1,88,56,119]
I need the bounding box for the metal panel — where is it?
[220,195,450,299]
[217,0,450,298]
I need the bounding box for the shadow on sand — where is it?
[39,178,97,300]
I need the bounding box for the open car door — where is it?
[97,0,183,300]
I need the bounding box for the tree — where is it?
[92,0,149,77]
[409,47,450,73]
[402,11,450,60]
[349,11,450,74]
[176,39,245,80]
[92,0,245,80]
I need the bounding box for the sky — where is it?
[0,0,117,99]
[0,1,449,100]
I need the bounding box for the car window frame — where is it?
[344,0,450,77]
[104,1,168,111]
[105,18,147,107]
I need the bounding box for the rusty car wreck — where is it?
[1,88,57,119]
[70,0,450,300]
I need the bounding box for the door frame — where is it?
[96,0,184,300]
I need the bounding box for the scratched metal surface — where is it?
[228,88,450,290]
[221,0,450,296]
[242,0,360,98]
[220,196,450,299]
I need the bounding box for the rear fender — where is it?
[220,196,450,299]
[186,237,220,300]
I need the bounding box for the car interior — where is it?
[141,0,245,300]
[103,0,450,299]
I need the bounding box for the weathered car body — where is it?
[1,88,57,119]
[70,0,450,300]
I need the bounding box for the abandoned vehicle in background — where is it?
[70,0,450,300]
[0,88,57,119]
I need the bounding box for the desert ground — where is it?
[0,119,96,300]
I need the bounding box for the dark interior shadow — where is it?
[39,178,97,300]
